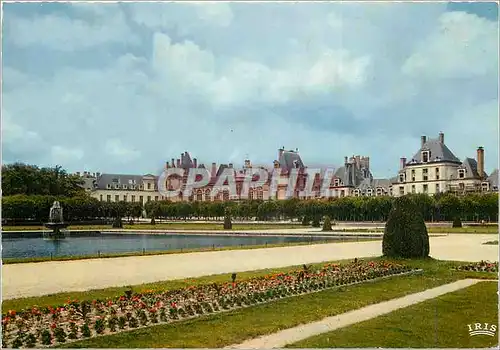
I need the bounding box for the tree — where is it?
[1,163,85,197]
[322,216,333,231]
[311,216,320,227]
[382,195,430,258]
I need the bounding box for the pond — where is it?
[1,232,376,259]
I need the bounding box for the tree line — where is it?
[2,192,498,224]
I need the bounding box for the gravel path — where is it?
[227,279,489,349]
[2,234,496,299]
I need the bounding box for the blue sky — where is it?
[2,2,498,178]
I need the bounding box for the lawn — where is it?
[288,281,498,348]
[17,258,490,348]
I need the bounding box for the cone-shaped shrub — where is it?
[383,195,430,258]
[322,216,333,231]
[223,208,232,229]
[452,216,462,228]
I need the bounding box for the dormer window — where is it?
[458,169,465,179]
[334,179,340,186]
[376,188,383,196]
[123,184,128,189]
[367,189,373,196]
[481,182,489,191]
[399,174,404,182]
[106,184,111,189]
[422,151,430,163]
[114,184,120,189]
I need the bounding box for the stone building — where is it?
[393,132,497,196]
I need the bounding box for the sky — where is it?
[2,1,499,178]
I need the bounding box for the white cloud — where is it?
[51,146,84,163]
[402,11,498,79]
[104,139,141,162]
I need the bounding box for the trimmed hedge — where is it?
[383,196,430,258]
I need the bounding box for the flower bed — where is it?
[455,260,498,273]
[1,261,418,348]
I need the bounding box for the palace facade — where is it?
[79,132,498,205]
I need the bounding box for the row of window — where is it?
[400,167,441,182]
[99,191,265,203]
[106,182,155,190]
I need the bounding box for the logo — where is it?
[467,322,497,337]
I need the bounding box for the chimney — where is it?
[344,156,348,165]
[212,162,217,176]
[278,147,284,159]
[355,155,361,168]
[229,163,233,169]
[96,172,101,177]
[171,158,175,168]
[244,159,251,168]
[421,135,427,147]
[176,159,181,167]
[166,161,170,168]
[438,132,444,144]
[193,158,198,168]
[400,157,407,170]
[477,147,485,179]
[365,156,370,170]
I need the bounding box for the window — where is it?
[107,195,111,202]
[205,189,211,201]
[223,190,230,201]
[411,170,416,182]
[482,182,489,192]
[422,151,429,163]
[411,185,416,193]
[459,183,465,190]
[340,190,345,197]
[196,191,203,201]
[376,188,383,196]
[123,185,128,189]
[115,184,120,189]
[435,168,440,180]
[131,195,135,202]
[458,169,465,179]
[423,168,428,181]
[399,174,404,182]
[389,188,393,196]
[367,189,373,196]
[139,196,143,204]
[334,179,340,186]
[435,184,440,193]
[147,183,151,190]
[257,188,263,200]
[155,196,159,201]
[399,186,404,195]
[354,190,360,197]
[100,194,103,201]
[106,184,111,189]
[123,195,127,202]
[139,185,144,190]
[115,195,119,202]
[423,184,428,193]
[128,179,133,184]
[147,196,151,202]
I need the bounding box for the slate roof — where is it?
[333,164,368,187]
[95,173,157,190]
[488,169,499,189]
[278,150,305,171]
[460,158,487,179]
[409,137,461,164]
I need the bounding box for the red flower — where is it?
[8,310,16,317]
[2,317,10,324]
[51,323,57,329]
[107,300,113,307]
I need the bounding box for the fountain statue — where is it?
[44,201,69,239]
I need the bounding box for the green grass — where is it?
[288,281,498,348]
[483,240,498,245]
[1,237,380,265]
[1,223,301,231]
[35,258,495,348]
